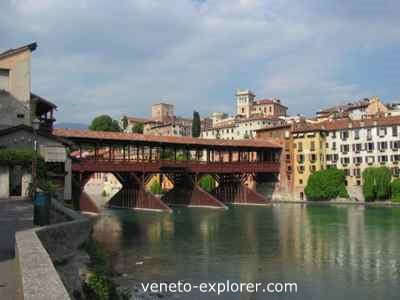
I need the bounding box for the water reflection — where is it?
[92,205,400,299]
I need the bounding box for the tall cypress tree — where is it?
[192,111,201,137]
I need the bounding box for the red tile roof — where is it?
[53,128,281,149]
[292,115,400,133]
[255,99,288,108]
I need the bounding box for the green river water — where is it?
[92,204,400,299]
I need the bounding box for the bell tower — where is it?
[236,89,255,118]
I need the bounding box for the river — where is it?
[92,204,400,299]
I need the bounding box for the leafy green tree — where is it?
[121,115,128,130]
[362,167,376,201]
[192,111,201,137]
[304,168,349,201]
[150,180,162,195]
[89,115,121,132]
[362,167,392,201]
[199,175,216,192]
[391,179,400,202]
[132,122,144,134]
[375,167,392,199]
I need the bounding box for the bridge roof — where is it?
[53,128,281,149]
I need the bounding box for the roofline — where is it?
[254,124,291,132]
[53,128,282,149]
[0,125,72,146]
[0,42,37,60]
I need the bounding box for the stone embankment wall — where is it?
[15,200,91,299]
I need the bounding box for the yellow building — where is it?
[292,124,327,200]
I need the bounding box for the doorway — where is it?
[9,165,23,197]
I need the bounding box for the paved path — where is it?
[0,199,33,300]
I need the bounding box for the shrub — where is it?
[391,179,400,202]
[304,168,348,201]
[362,167,392,201]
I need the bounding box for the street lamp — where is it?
[31,118,40,200]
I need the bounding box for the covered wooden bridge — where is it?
[54,128,281,213]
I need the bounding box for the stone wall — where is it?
[15,200,91,299]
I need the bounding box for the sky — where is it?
[1,0,400,123]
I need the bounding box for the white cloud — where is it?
[1,0,399,122]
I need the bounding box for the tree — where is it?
[89,115,121,132]
[199,175,216,192]
[132,122,144,134]
[362,167,392,201]
[150,180,162,195]
[192,111,201,137]
[304,168,348,201]
[391,179,400,202]
[121,115,128,131]
[362,167,376,202]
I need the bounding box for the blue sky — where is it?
[1,0,400,123]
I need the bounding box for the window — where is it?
[393,167,400,177]
[378,127,387,137]
[393,126,398,137]
[269,106,272,113]
[391,154,400,162]
[354,129,360,139]
[285,154,291,161]
[298,142,303,151]
[378,155,388,163]
[310,165,316,173]
[354,168,361,177]
[353,157,363,165]
[343,169,350,176]
[310,141,315,151]
[299,179,303,185]
[391,141,400,150]
[366,142,374,152]
[367,128,372,140]
[331,154,339,162]
[297,165,305,173]
[297,154,304,164]
[341,157,350,165]
[340,144,350,153]
[353,143,362,152]
[366,156,375,164]
[309,154,317,162]
[332,142,336,151]
[331,131,336,138]
[340,130,349,140]
[378,141,388,151]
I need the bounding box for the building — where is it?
[143,116,193,137]
[316,96,388,120]
[121,102,211,137]
[257,114,400,201]
[151,103,174,122]
[202,89,288,140]
[202,115,286,140]
[0,42,70,200]
[0,42,56,131]
[236,89,287,118]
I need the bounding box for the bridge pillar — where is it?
[212,174,270,205]
[108,172,172,212]
[162,173,227,209]
[71,172,100,213]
